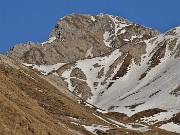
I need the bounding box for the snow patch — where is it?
[53,72,59,76]
[41,37,56,46]
[109,15,130,36]
[120,29,126,34]
[140,110,178,125]
[91,16,96,22]
[23,63,65,75]
[93,113,111,124]
[71,122,79,126]
[84,102,94,108]
[62,67,75,92]
[103,31,112,47]
[85,47,93,58]
[130,35,143,41]
[160,122,180,134]
[123,39,130,41]
[82,124,110,134]
[96,109,108,114]
[108,118,150,132]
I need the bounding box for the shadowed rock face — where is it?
[7,14,160,65]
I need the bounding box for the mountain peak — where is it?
[8,13,160,65]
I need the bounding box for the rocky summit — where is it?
[8,14,159,64]
[5,14,180,135]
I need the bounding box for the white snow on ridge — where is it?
[48,37,56,43]
[90,16,96,22]
[160,122,180,134]
[109,15,130,36]
[23,63,65,75]
[41,37,56,46]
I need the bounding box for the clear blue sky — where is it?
[0,0,180,54]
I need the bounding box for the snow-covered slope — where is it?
[57,26,180,133]
[58,26,179,109]
[95,27,180,115]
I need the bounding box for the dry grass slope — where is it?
[0,54,179,135]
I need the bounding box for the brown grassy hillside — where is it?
[0,54,178,135]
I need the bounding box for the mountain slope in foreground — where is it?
[7,14,180,134]
[2,53,179,135]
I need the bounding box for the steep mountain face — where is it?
[7,14,180,134]
[8,14,159,64]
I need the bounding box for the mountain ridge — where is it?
[7,13,160,64]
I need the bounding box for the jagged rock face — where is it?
[8,14,160,65]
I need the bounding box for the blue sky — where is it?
[0,0,180,54]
